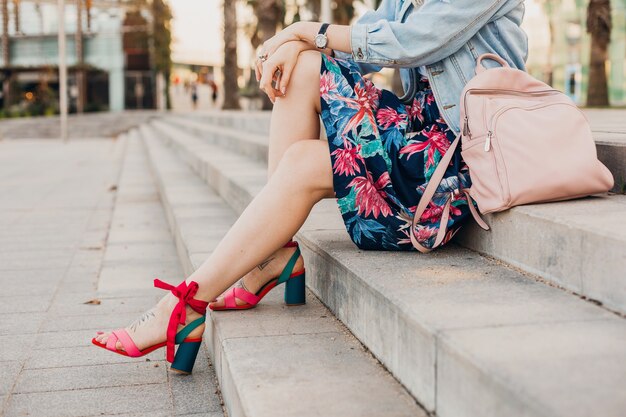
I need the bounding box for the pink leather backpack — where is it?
[411,53,614,252]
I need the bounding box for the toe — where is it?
[209,297,225,309]
[93,333,124,351]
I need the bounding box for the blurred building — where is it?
[0,0,157,115]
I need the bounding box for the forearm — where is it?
[290,22,352,55]
[291,39,334,57]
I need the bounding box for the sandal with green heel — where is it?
[210,240,306,311]
[92,279,208,374]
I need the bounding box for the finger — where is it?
[261,63,281,97]
[255,61,262,82]
[279,66,292,96]
[269,69,284,102]
[259,63,270,92]
[260,63,278,102]
[273,70,284,97]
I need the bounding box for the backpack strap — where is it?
[410,133,490,253]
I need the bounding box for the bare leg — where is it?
[188,139,333,301]
[95,51,331,350]
[268,51,322,177]
[95,140,334,349]
[210,51,324,308]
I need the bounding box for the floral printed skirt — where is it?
[319,54,472,251]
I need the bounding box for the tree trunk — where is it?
[86,0,91,31]
[586,0,611,106]
[12,0,18,33]
[2,0,8,66]
[75,0,85,113]
[256,0,282,110]
[222,0,240,110]
[545,18,554,86]
[151,0,173,110]
[543,0,556,86]
[309,0,320,21]
[333,0,354,25]
[2,0,10,110]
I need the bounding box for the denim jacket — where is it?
[334,0,528,133]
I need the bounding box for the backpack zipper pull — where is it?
[463,116,471,138]
[484,131,492,152]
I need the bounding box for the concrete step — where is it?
[167,115,269,164]
[180,111,271,136]
[148,117,626,417]
[583,108,626,193]
[456,195,626,312]
[138,124,426,417]
[171,109,626,193]
[161,115,626,315]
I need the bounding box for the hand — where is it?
[255,24,302,83]
[257,22,302,62]
[258,41,308,103]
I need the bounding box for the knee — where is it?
[274,141,333,196]
[287,51,322,111]
[278,141,318,179]
[291,51,322,87]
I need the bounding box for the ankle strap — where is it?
[154,279,208,363]
[277,245,301,285]
[283,240,299,248]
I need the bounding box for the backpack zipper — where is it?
[462,88,558,138]
[484,131,492,152]
[484,101,562,153]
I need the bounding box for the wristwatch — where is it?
[314,23,330,49]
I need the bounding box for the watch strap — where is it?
[318,23,330,35]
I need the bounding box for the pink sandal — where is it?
[210,241,306,311]
[92,279,208,374]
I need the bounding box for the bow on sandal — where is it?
[210,241,306,311]
[91,279,209,374]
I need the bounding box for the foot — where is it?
[208,244,304,309]
[93,293,205,352]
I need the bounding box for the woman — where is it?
[93,0,528,373]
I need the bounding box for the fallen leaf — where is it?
[83,299,101,305]
[80,246,103,251]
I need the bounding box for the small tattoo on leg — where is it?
[129,310,155,332]
[257,257,275,271]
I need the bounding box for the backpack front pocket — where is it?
[461,135,508,213]
[489,101,588,206]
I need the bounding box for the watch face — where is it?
[314,34,327,49]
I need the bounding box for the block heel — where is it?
[210,240,307,311]
[171,339,202,374]
[284,272,306,306]
[92,279,208,375]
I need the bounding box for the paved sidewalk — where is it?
[0,136,223,416]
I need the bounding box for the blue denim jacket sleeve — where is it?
[333,0,400,74]
[350,0,518,67]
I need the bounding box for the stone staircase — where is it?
[137,126,425,417]
[133,111,625,417]
[165,112,626,315]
